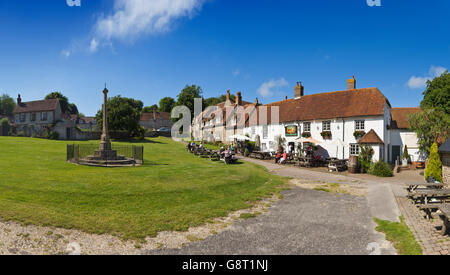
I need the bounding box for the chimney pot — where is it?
[294,82,304,98]
[17,94,22,105]
[236,92,242,105]
[347,75,356,90]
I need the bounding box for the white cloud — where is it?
[62,0,205,56]
[257,78,289,98]
[407,65,448,89]
[93,0,204,44]
[232,69,240,77]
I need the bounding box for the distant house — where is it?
[140,109,173,131]
[13,94,96,140]
[439,139,450,185]
[70,115,98,131]
[389,107,425,163]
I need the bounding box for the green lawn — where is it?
[0,137,286,240]
[374,217,423,255]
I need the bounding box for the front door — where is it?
[392,145,401,164]
[66,128,71,140]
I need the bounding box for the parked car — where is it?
[157,127,171,133]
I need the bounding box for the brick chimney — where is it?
[254,97,259,105]
[347,75,356,90]
[295,82,304,99]
[236,92,242,105]
[17,94,22,105]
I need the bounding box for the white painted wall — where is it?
[244,115,386,161]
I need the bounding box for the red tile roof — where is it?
[390,107,421,129]
[13,99,59,113]
[247,88,390,125]
[141,112,172,121]
[359,129,384,144]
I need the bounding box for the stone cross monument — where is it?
[94,87,118,160]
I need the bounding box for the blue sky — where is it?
[0,0,448,116]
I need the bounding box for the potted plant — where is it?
[302,132,311,138]
[353,131,366,139]
[320,131,332,139]
[402,145,410,166]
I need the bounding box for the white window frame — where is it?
[303,122,311,132]
[350,144,360,156]
[355,120,365,131]
[263,125,268,139]
[322,121,331,131]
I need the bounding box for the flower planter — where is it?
[320,131,332,139]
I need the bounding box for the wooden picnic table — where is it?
[410,189,450,205]
[439,204,450,236]
[407,182,445,192]
[250,151,272,160]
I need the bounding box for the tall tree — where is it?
[45,92,79,115]
[420,70,450,114]
[176,85,203,120]
[0,94,16,117]
[95,96,144,137]
[408,71,450,154]
[409,108,450,154]
[158,97,175,113]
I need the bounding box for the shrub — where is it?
[0,118,9,127]
[17,131,25,137]
[368,160,393,177]
[403,145,410,161]
[244,148,249,157]
[47,131,59,140]
[358,145,373,173]
[424,143,443,182]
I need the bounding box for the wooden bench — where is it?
[249,151,271,160]
[410,189,450,205]
[419,204,443,220]
[407,182,444,193]
[438,204,450,236]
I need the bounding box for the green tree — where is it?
[424,143,443,182]
[420,70,450,114]
[95,96,144,137]
[402,145,410,160]
[45,92,79,115]
[176,85,203,120]
[0,94,16,117]
[409,108,450,154]
[158,97,175,113]
[358,145,373,173]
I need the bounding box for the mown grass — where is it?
[0,137,286,240]
[374,217,423,255]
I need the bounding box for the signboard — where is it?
[285,125,298,137]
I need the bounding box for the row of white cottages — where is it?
[193,77,425,163]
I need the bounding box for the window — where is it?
[322,121,331,131]
[303,122,311,132]
[355,120,365,131]
[31,113,36,121]
[350,144,360,156]
[20,113,26,122]
[263,125,268,139]
[261,143,267,151]
[251,126,256,135]
[15,115,19,123]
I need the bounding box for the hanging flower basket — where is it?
[353,131,366,139]
[301,132,311,138]
[320,131,332,139]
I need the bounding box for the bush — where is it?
[47,131,59,140]
[244,148,249,157]
[424,143,443,182]
[403,145,410,161]
[368,160,394,177]
[17,131,25,137]
[358,145,373,173]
